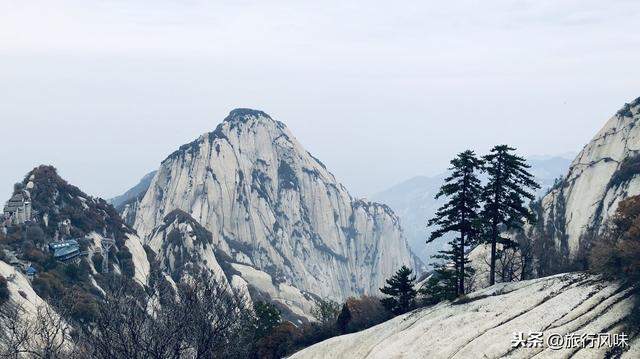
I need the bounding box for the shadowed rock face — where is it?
[109,171,157,213]
[133,109,422,302]
[534,97,640,259]
[292,273,638,358]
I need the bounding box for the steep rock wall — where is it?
[134,109,421,301]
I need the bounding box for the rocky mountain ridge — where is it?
[10,165,150,286]
[0,166,152,325]
[145,208,316,323]
[132,109,423,302]
[532,97,640,261]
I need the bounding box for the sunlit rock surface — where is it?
[535,97,640,258]
[133,109,422,302]
[292,273,637,359]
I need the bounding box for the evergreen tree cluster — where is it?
[376,145,539,315]
[424,145,539,300]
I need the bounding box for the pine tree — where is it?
[336,303,352,334]
[419,263,458,305]
[427,150,483,295]
[481,145,540,285]
[0,275,9,305]
[379,265,417,315]
[311,298,340,329]
[254,301,282,340]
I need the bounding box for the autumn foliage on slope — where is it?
[590,195,640,285]
[589,195,640,329]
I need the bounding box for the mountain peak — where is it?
[163,108,282,164]
[224,108,272,124]
[136,110,421,301]
[616,96,640,118]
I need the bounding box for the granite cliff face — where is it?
[534,97,640,259]
[133,109,422,302]
[145,208,316,323]
[146,209,228,282]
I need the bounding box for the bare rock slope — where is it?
[292,273,637,359]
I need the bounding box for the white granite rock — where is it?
[134,109,422,302]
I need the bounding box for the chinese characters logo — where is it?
[511,332,629,350]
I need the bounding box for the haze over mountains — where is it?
[290,96,640,358]
[112,152,575,265]
[1,109,423,327]
[2,1,640,357]
[371,154,574,262]
[3,96,640,358]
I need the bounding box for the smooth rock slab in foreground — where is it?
[291,273,639,359]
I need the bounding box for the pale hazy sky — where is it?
[1,0,639,201]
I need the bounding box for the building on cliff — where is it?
[2,189,32,225]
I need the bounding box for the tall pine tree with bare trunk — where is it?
[428,150,484,296]
[481,145,539,286]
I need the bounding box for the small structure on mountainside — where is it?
[3,188,32,225]
[48,239,86,262]
[100,238,116,273]
[25,265,37,281]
